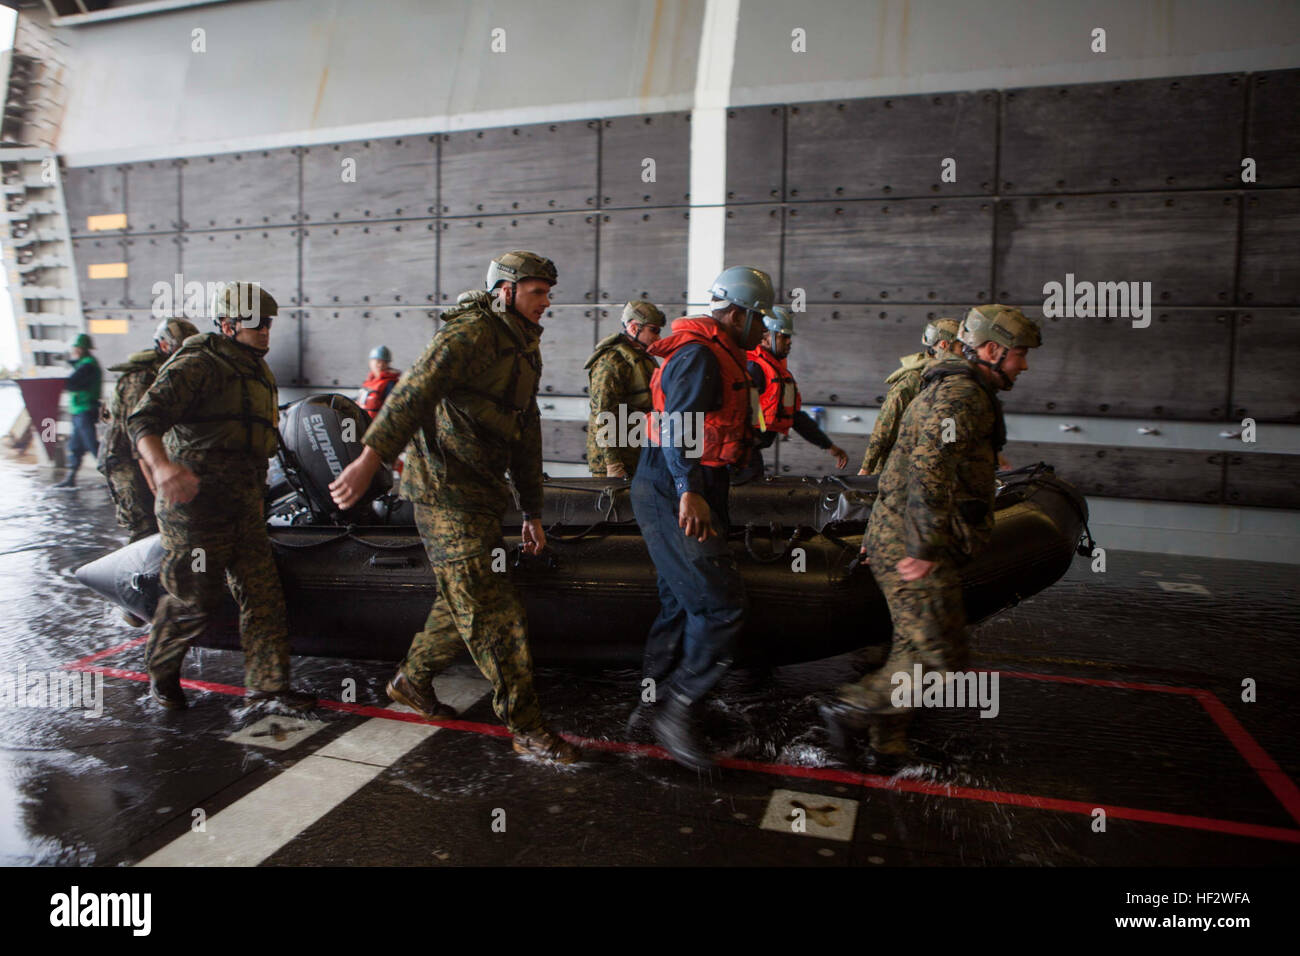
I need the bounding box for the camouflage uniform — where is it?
[98,349,166,542]
[859,351,928,476]
[841,355,1004,729]
[584,332,657,477]
[362,290,548,735]
[127,332,291,692]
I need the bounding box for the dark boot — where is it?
[624,699,656,740]
[149,671,188,710]
[52,473,77,489]
[651,695,713,772]
[386,670,457,719]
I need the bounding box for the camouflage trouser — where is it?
[102,461,158,543]
[146,470,290,692]
[403,503,544,734]
[840,516,968,722]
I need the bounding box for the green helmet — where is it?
[71,332,93,350]
[708,266,775,318]
[212,282,278,330]
[922,317,960,349]
[763,304,795,336]
[622,300,666,329]
[485,251,558,291]
[154,317,199,350]
[958,304,1042,350]
[369,345,392,362]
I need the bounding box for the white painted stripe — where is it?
[685,0,741,309]
[136,675,489,867]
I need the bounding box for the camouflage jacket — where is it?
[362,292,545,518]
[99,348,165,471]
[584,332,657,476]
[860,351,928,475]
[871,355,1005,564]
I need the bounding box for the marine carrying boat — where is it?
[75,394,1092,665]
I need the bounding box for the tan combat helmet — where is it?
[485,251,558,291]
[622,300,666,329]
[154,317,200,351]
[958,304,1042,388]
[922,317,960,351]
[212,282,278,330]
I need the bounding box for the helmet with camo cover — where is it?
[212,281,278,331]
[922,317,960,350]
[622,300,666,329]
[154,317,199,351]
[958,304,1042,350]
[485,251,558,291]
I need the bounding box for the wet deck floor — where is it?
[1,456,1297,867]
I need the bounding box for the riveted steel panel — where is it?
[1230,309,1300,423]
[179,228,301,307]
[263,308,301,389]
[542,419,590,464]
[1224,452,1300,509]
[785,199,993,304]
[438,212,596,306]
[301,220,438,307]
[124,234,182,310]
[538,306,598,398]
[596,303,690,343]
[772,431,856,478]
[994,193,1238,306]
[64,165,125,237]
[72,236,128,308]
[723,204,784,300]
[1247,70,1300,188]
[440,120,597,217]
[85,309,156,371]
[1004,442,1225,504]
[599,112,691,209]
[299,307,439,390]
[125,160,180,233]
[725,105,785,204]
[1004,307,1233,421]
[1240,189,1300,306]
[1000,74,1246,194]
[180,149,300,230]
[301,135,438,224]
[787,91,997,201]
[598,207,689,304]
[793,305,952,407]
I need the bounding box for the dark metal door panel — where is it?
[72,237,127,308]
[1246,70,1300,188]
[538,306,598,398]
[787,91,997,201]
[785,199,993,304]
[63,165,125,237]
[440,121,598,217]
[1000,74,1246,194]
[180,149,300,230]
[723,204,784,300]
[772,430,857,477]
[124,234,182,309]
[994,192,1238,306]
[599,112,690,209]
[598,208,689,305]
[542,419,589,464]
[438,212,596,306]
[125,160,180,233]
[179,228,301,306]
[1240,189,1300,306]
[301,220,438,307]
[1004,307,1233,420]
[1230,310,1300,423]
[299,307,439,389]
[792,305,945,407]
[301,136,438,223]
[1004,442,1225,504]
[725,106,785,204]
[1224,452,1300,509]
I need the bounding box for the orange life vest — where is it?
[747,346,801,436]
[359,368,401,417]
[647,317,755,467]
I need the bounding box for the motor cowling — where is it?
[277,394,391,521]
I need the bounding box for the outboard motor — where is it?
[277,394,392,523]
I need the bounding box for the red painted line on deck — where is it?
[997,669,1202,695]
[63,657,1300,846]
[1194,690,1300,828]
[67,636,148,668]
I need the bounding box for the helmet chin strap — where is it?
[971,345,1013,390]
